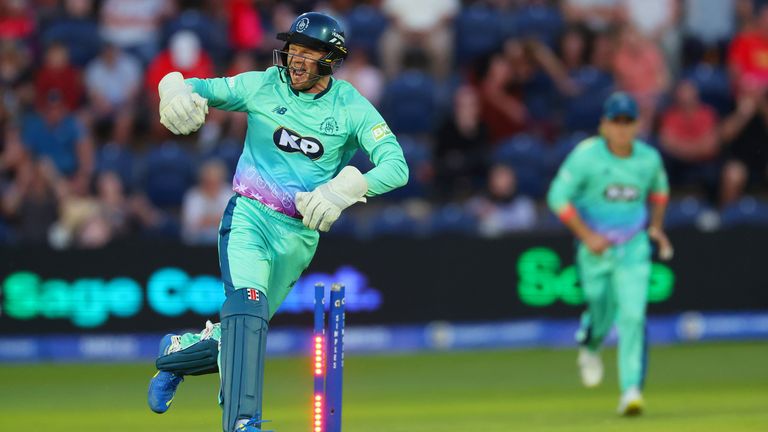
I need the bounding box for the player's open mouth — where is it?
[290,68,307,78]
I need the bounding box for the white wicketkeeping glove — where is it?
[295,166,368,232]
[158,71,208,135]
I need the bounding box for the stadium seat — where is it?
[162,10,230,64]
[380,71,437,135]
[142,141,195,208]
[96,143,137,190]
[140,214,182,240]
[683,64,733,116]
[515,165,547,199]
[435,72,468,116]
[0,219,10,245]
[42,19,101,67]
[454,5,503,64]
[324,211,358,237]
[508,4,564,47]
[345,5,388,61]
[537,207,566,231]
[563,67,614,132]
[201,139,242,179]
[367,205,426,237]
[546,131,590,174]
[720,196,768,227]
[524,72,558,121]
[664,196,707,229]
[494,134,548,197]
[430,204,478,235]
[348,149,375,172]
[494,133,546,169]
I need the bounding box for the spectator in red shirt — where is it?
[35,41,84,112]
[227,0,264,52]
[0,0,35,43]
[145,31,215,139]
[728,4,768,97]
[474,40,531,144]
[659,80,721,201]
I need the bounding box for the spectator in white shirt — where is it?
[99,0,174,63]
[84,43,141,144]
[470,163,537,237]
[379,0,459,79]
[181,159,232,245]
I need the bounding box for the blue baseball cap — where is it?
[603,92,638,120]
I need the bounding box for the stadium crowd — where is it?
[1,0,767,247]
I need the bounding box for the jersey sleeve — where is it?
[349,98,409,197]
[547,145,588,220]
[648,152,670,204]
[186,71,263,112]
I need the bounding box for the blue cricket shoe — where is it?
[148,334,184,414]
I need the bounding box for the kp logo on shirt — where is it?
[273,126,324,160]
[604,184,640,201]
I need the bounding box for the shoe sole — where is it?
[621,400,644,417]
[149,371,180,414]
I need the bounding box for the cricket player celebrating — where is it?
[146,12,408,432]
[547,92,672,416]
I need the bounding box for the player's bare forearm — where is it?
[561,208,595,243]
[649,201,667,232]
[560,207,611,254]
[648,201,673,260]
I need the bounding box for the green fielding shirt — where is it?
[187,66,409,218]
[547,136,669,243]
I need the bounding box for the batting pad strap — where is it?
[155,339,219,376]
[220,288,270,432]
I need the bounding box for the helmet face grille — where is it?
[272,48,344,78]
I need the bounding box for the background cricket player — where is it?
[547,92,673,416]
[144,12,408,432]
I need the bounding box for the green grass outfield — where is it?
[1,341,766,432]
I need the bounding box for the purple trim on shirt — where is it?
[591,218,647,244]
[231,166,300,218]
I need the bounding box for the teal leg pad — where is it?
[220,288,269,432]
[156,339,219,376]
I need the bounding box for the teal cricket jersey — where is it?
[547,136,669,243]
[186,66,408,218]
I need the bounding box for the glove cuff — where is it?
[159,71,190,101]
[328,166,368,207]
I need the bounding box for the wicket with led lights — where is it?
[312,283,345,432]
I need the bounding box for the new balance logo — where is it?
[246,288,260,301]
[272,106,288,115]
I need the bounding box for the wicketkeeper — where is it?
[146,12,408,432]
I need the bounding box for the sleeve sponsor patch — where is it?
[371,122,392,141]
